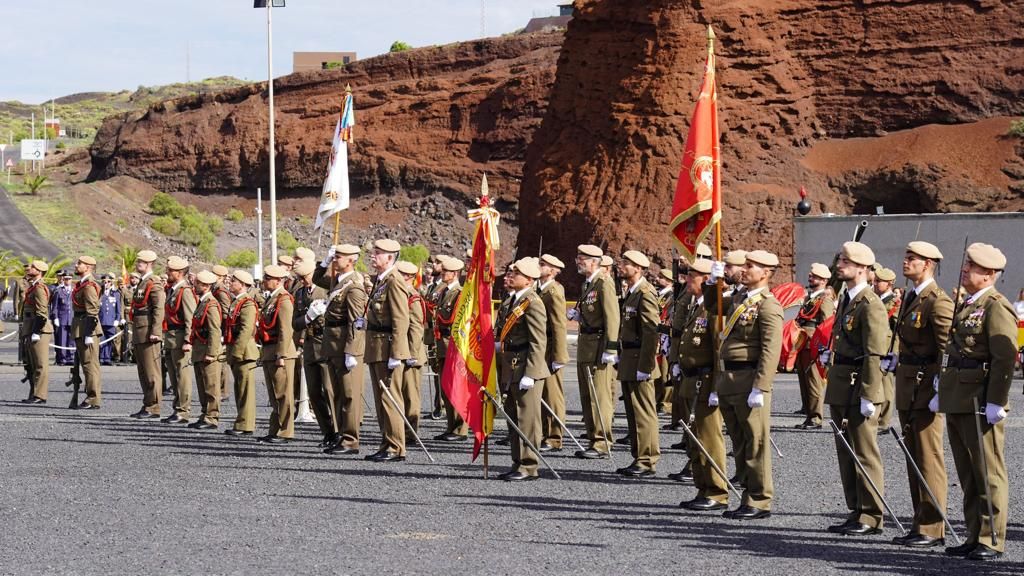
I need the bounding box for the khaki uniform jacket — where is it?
[408,292,428,365]
[365,268,411,363]
[894,281,953,410]
[540,279,569,365]
[71,275,102,338]
[938,288,1017,413]
[131,274,166,344]
[20,280,53,336]
[677,296,714,371]
[225,293,260,363]
[668,291,695,361]
[314,267,367,359]
[498,287,550,385]
[434,281,462,359]
[617,280,661,379]
[164,281,197,350]
[213,286,233,321]
[797,290,835,340]
[259,287,296,360]
[825,288,888,405]
[190,294,223,360]
[575,272,621,365]
[714,288,784,395]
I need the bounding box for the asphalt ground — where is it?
[0,324,1022,575]
[0,184,61,259]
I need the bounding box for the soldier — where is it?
[571,244,620,459]
[654,268,675,415]
[162,256,196,424]
[397,261,427,434]
[422,255,450,420]
[257,264,297,443]
[129,251,165,419]
[224,270,260,437]
[497,257,550,481]
[211,264,233,401]
[277,254,295,292]
[538,254,569,453]
[795,263,836,429]
[292,260,333,445]
[188,270,223,429]
[822,242,889,536]
[364,239,411,462]
[433,257,468,442]
[887,241,953,548]
[291,247,316,415]
[706,250,782,519]
[118,276,134,363]
[50,271,74,365]
[874,266,900,429]
[71,256,103,410]
[616,250,662,477]
[20,260,53,404]
[938,243,1015,560]
[676,258,729,510]
[721,250,747,300]
[98,274,122,366]
[316,244,367,455]
[666,255,694,438]
[493,264,518,447]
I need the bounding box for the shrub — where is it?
[206,215,224,235]
[223,249,258,268]
[197,239,216,262]
[399,244,430,267]
[24,174,48,195]
[226,208,245,222]
[55,141,66,150]
[151,216,180,236]
[1010,119,1024,138]
[277,229,299,253]
[148,192,184,217]
[389,41,412,53]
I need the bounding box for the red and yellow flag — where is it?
[670,26,721,262]
[442,175,500,460]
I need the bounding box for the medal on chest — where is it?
[844,314,855,332]
[911,311,922,329]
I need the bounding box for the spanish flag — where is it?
[442,175,500,460]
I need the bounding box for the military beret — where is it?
[294,247,315,262]
[263,264,288,279]
[137,250,157,263]
[442,258,465,272]
[577,244,603,258]
[195,270,218,285]
[875,267,897,282]
[130,272,142,280]
[166,256,189,271]
[100,273,114,280]
[232,270,254,286]
[841,242,875,267]
[696,243,713,258]
[871,262,882,273]
[373,239,401,253]
[78,255,97,266]
[658,268,673,281]
[277,255,294,266]
[810,262,832,280]
[906,241,943,261]
[622,250,650,268]
[724,250,747,266]
[966,242,1006,271]
[334,243,360,256]
[745,250,779,268]
[690,259,713,275]
[433,254,452,264]
[600,255,614,267]
[29,260,49,273]
[59,269,71,277]
[396,261,419,276]
[293,261,315,277]
[211,264,229,277]
[513,257,541,279]
[540,254,565,269]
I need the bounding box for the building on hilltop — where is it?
[523,3,573,33]
[293,51,358,73]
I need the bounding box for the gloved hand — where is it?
[519,376,535,391]
[747,388,764,408]
[495,341,503,353]
[344,354,358,370]
[405,358,418,367]
[551,362,563,372]
[305,299,327,323]
[353,317,366,330]
[985,403,1007,425]
[818,349,832,366]
[387,358,401,370]
[31,333,40,343]
[659,334,670,357]
[708,392,719,407]
[928,394,939,413]
[860,398,876,418]
[149,335,161,343]
[933,375,939,390]
[880,354,897,373]
[567,308,579,322]
[53,318,60,327]
[600,351,618,365]
[321,247,335,268]
[182,343,192,353]
[710,261,726,282]
[671,363,681,378]
[84,336,94,346]
[636,371,650,381]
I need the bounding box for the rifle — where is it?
[66,351,83,409]
[826,220,869,297]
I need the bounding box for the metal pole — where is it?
[678,418,743,501]
[256,187,264,274]
[378,379,435,462]
[539,397,585,453]
[266,1,278,264]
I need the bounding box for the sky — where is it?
[1,0,566,104]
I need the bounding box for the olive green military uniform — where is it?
[71,274,103,407]
[575,271,621,453]
[423,278,445,416]
[539,278,569,448]
[213,285,233,399]
[225,292,259,432]
[654,285,674,413]
[260,286,297,438]
[190,293,223,424]
[21,279,53,401]
[795,289,835,425]
[499,287,550,477]
[618,279,662,471]
[164,280,197,418]
[132,273,165,414]
[825,286,889,529]
[938,287,1016,553]
[668,290,695,430]
[894,280,953,539]
[294,282,333,438]
[404,291,427,433]
[713,287,783,511]
[366,268,412,456]
[877,291,900,429]
[435,281,467,436]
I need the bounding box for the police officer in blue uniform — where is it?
[49,270,75,365]
[98,273,123,365]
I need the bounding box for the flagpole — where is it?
[707,25,725,346]
[332,212,341,245]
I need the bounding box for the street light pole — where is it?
[265,0,278,264]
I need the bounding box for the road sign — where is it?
[0,143,6,152]
[21,139,46,160]
[5,159,12,168]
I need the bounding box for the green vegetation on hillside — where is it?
[148,192,223,261]
[1010,119,1024,138]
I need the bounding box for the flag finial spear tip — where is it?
[480,173,489,198]
[707,25,715,40]
[345,83,352,93]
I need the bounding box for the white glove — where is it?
[636,371,650,381]
[304,299,327,323]
[551,362,563,372]
[985,403,1007,425]
[860,398,875,418]
[671,363,681,378]
[353,317,366,330]
[747,388,764,408]
[566,308,579,321]
[928,394,939,413]
[659,334,670,357]
[321,248,335,268]
[31,334,40,342]
[710,260,725,281]
[53,318,60,327]
[84,336,94,346]
[344,354,358,370]
[387,358,401,370]
[708,392,719,407]
[519,376,535,391]
[880,354,897,373]
[933,375,939,390]
[494,341,502,353]
[405,358,417,367]
[818,349,832,366]
[600,351,618,365]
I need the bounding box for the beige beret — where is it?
[871,262,882,273]
[658,268,673,281]
[841,241,875,267]
[294,247,315,262]
[232,270,254,286]
[622,250,650,268]
[690,259,713,274]
[745,250,779,268]
[906,241,943,261]
[600,255,614,267]
[809,262,832,280]
[875,267,897,282]
[166,256,189,271]
[373,239,401,253]
[334,243,360,256]
[442,258,465,272]
[130,271,142,280]
[195,270,218,285]
[137,250,157,263]
[696,243,713,258]
[211,264,229,277]
[263,264,288,279]
[433,254,452,263]
[513,257,542,279]
[396,261,419,276]
[540,254,565,269]
[724,250,747,266]
[966,242,1006,271]
[577,244,603,258]
[277,255,294,266]
[293,261,315,277]
[78,255,97,266]
[29,259,49,272]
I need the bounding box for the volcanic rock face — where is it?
[516,0,1024,280]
